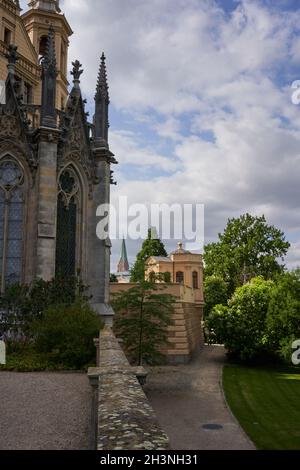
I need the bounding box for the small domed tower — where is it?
[22,0,73,109]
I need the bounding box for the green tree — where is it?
[110,274,118,283]
[0,275,90,338]
[112,279,174,365]
[206,277,274,361]
[266,270,300,362]
[30,300,103,369]
[130,229,168,282]
[204,214,290,295]
[204,275,228,318]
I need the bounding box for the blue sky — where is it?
[20,0,300,270]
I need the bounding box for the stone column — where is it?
[88,146,114,325]
[35,128,60,280]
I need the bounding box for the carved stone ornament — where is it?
[0,115,21,139]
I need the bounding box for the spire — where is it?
[117,239,130,273]
[40,26,57,128]
[96,53,109,102]
[94,52,110,145]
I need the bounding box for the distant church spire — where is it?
[41,26,57,128]
[94,53,110,145]
[117,239,129,273]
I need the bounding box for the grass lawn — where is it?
[223,363,300,450]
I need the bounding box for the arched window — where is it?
[193,271,199,289]
[39,35,48,59]
[55,167,81,278]
[0,159,25,291]
[176,271,184,284]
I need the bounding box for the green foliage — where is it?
[206,277,274,361]
[279,335,299,364]
[162,271,171,283]
[110,274,118,283]
[130,229,168,282]
[204,275,228,318]
[266,271,300,362]
[0,275,90,337]
[204,214,290,296]
[30,300,103,369]
[205,304,230,345]
[0,347,66,372]
[112,279,174,365]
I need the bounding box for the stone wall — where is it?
[161,302,204,364]
[88,327,170,451]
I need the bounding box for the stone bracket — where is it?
[38,223,56,239]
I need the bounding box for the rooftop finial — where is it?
[95,52,109,102]
[71,60,83,87]
[41,26,57,128]
[94,52,110,144]
[42,25,56,73]
[5,44,19,79]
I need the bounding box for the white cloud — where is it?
[20,0,300,266]
[110,130,179,173]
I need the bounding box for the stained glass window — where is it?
[0,159,24,291]
[55,168,80,278]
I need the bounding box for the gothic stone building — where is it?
[0,0,117,321]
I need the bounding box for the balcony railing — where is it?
[0,41,41,82]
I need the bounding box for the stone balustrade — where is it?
[88,327,170,451]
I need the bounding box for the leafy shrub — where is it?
[278,335,299,364]
[30,301,103,369]
[205,304,230,345]
[204,275,228,318]
[206,277,274,361]
[0,348,65,372]
[0,276,90,339]
[266,271,300,362]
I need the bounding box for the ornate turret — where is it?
[94,53,110,146]
[28,0,61,13]
[40,26,57,128]
[22,0,72,109]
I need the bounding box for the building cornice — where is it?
[21,9,73,37]
[0,41,40,83]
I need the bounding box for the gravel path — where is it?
[0,372,92,450]
[145,345,256,450]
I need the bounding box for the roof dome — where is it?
[28,0,61,13]
[171,242,191,255]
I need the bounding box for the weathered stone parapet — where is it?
[88,327,169,451]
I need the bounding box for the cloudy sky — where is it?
[21,0,300,270]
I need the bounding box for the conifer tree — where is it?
[130,229,168,282]
[112,278,174,365]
